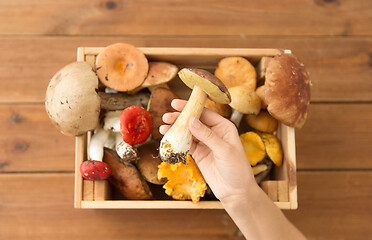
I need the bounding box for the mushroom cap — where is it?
[147,87,179,140]
[214,56,256,90]
[265,53,310,128]
[45,62,100,136]
[137,141,167,185]
[96,43,149,92]
[228,86,261,114]
[142,62,178,88]
[178,68,231,104]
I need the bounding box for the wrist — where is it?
[219,181,261,207]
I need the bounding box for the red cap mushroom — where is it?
[120,105,152,145]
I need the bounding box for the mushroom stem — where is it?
[88,129,110,161]
[230,109,243,127]
[160,85,207,164]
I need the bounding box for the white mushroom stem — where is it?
[88,129,110,161]
[230,110,243,127]
[103,111,121,132]
[160,85,207,164]
[103,132,116,150]
[115,132,137,160]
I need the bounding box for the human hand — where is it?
[160,99,256,201]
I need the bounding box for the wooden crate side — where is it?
[94,180,110,201]
[74,135,86,208]
[83,180,94,201]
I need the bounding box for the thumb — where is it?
[189,117,223,153]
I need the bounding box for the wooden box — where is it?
[74,47,298,210]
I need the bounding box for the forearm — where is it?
[221,184,306,240]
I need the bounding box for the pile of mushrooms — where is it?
[201,53,311,182]
[45,42,180,200]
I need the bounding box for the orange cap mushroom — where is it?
[96,43,149,92]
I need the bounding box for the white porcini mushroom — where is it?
[159,68,231,164]
[88,129,110,162]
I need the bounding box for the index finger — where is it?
[171,99,229,128]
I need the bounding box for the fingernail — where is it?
[191,117,200,129]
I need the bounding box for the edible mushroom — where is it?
[214,56,257,90]
[120,105,152,145]
[45,62,100,136]
[131,62,178,93]
[96,43,149,92]
[205,98,232,118]
[147,87,179,140]
[159,68,231,164]
[264,53,311,128]
[228,86,261,127]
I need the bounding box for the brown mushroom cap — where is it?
[265,53,310,128]
[214,56,257,90]
[178,68,231,104]
[228,86,261,114]
[142,62,178,88]
[147,87,179,140]
[96,43,149,92]
[256,85,268,109]
[45,62,100,136]
[137,141,167,185]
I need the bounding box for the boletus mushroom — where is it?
[147,87,179,140]
[264,53,311,128]
[96,43,149,92]
[228,86,261,127]
[45,62,100,136]
[159,68,231,164]
[205,98,232,118]
[131,62,178,93]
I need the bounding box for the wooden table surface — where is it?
[0,0,371,239]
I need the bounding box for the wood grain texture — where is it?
[0,173,241,240]
[1,36,371,103]
[0,103,371,172]
[0,105,74,172]
[284,171,372,240]
[0,172,370,239]
[0,0,371,36]
[296,103,372,170]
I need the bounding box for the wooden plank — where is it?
[284,171,372,239]
[0,172,371,239]
[0,103,371,172]
[1,36,371,103]
[0,173,241,240]
[0,0,371,36]
[0,105,74,172]
[83,180,94,201]
[296,103,372,170]
[94,180,110,201]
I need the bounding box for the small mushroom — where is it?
[259,133,283,167]
[245,110,278,133]
[103,110,121,132]
[137,141,167,185]
[159,68,231,164]
[214,56,257,90]
[115,132,139,164]
[147,87,179,140]
[264,53,311,128]
[45,62,100,136]
[131,62,178,93]
[205,98,232,118]
[96,43,149,92]
[255,85,268,109]
[120,105,152,145]
[239,131,266,166]
[228,86,261,127]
